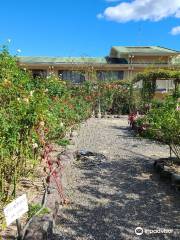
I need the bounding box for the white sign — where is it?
[4,194,28,226]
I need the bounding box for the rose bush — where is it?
[0,48,93,217]
[135,96,180,161]
[80,80,133,115]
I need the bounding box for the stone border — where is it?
[154,158,180,191]
[23,131,78,239]
[100,114,123,119]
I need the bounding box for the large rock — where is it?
[160,169,172,180]
[76,150,107,166]
[154,162,164,173]
[171,173,180,189]
[24,215,53,240]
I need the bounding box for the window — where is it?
[58,71,85,84]
[96,71,124,81]
[107,58,128,64]
[32,69,47,78]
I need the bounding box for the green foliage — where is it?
[0,48,93,212]
[133,69,180,108]
[56,138,70,146]
[141,79,157,104]
[134,69,180,84]
[150,98,164,108]
[28,203,50,219]
[84,80,133,115]
[136,96,180,160]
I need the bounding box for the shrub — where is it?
[135,96,180,161]
[0,48,92,215]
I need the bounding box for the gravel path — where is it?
[54,117,180,240]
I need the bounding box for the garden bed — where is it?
[0,123,79,239]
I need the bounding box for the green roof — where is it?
[18,46,179,65]
[18,57,107,64]
[110,46,179,58]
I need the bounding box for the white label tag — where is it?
[4,194,28,226]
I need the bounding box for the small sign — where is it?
[4,194,28,226]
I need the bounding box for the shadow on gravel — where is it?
[111,125,137,140]
[111,125,131,133]
[53,153,180,240]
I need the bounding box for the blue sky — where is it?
[0,0,180,56]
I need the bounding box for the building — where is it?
[18,46,179,90]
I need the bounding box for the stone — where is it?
[76,150,107,165]
[160,170,172,180]
[155,162,164,173]
[164,166,172,172]
[171,173,180,187]
[70,131,78,138]
[24,215,53,240]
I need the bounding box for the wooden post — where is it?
[98,99,101,118]
[13,169,22,239]
[16,219,22,240]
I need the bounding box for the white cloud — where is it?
[176,9,180,17]
[171,25,180,35]
[98,0,180,22]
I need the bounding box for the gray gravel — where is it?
[53,117,180,240]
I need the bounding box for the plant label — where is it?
[3,194,28,226]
